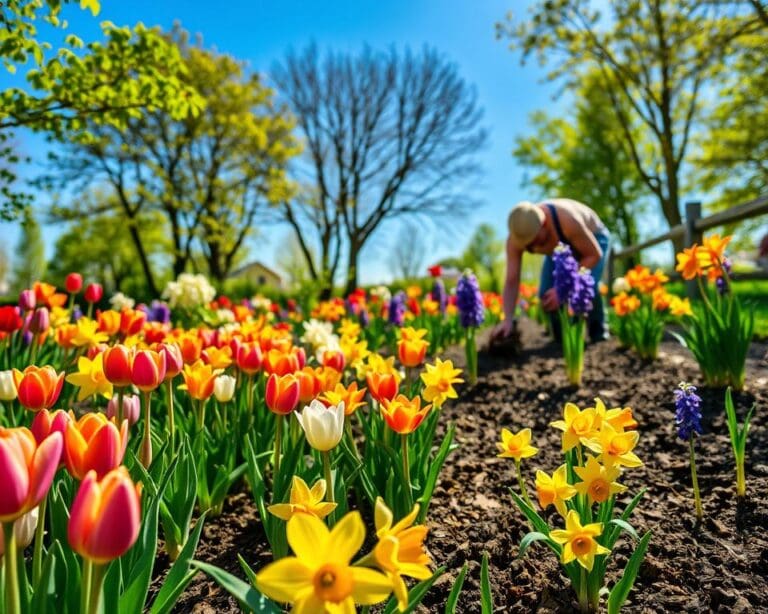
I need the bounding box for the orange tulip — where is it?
[97,310,121,336]
[397,338,428,368]
[322,382,367,416]
[177,334,203,364]
[236,341,263,375]
[179,360,221,401]
[12,365,64,411]
[0,427,63,522]
[63,413,128,481]
[263,348,301,376]
[675,245,706,280]
[321,350,345,372]
[130,349,166,392]
[265,373,300,415]
[366,371,401,404]
[102,345,134,387]
[202,345,233,370]
[380,395,432,434]
[55,323,79,349]
[119,308,146,337]
[296,366,322,404]
[33,281,67,309]
[67,467,141,564]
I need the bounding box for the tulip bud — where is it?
[103,345,134,387]
[0,506,39,556]
[84,283,103,304]
[68,467,141,564]
[64,413,128,480]
[19,289,36,312]
[65,273,83,294]
[12,365,65,412]
[213,374,236,403]
[30,409,72,466]
[265,373,300,415]
[158,343,184,380]
[131,349,167,392]
[0,370,17,402]
[294,399,345,452]
[28,307,50,335]
[106,394,141,426]
[236,342,263,375]
[0,306,23,333]
[321,350,345,372]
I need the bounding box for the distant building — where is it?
[227,261,283,289]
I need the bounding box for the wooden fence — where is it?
[607,194,768,295]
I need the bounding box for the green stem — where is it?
[80,558,93,614]
[578,565,588,613]
[140,391,153,468]
[3,522,20,614]
[344,418,360,460]
[514,459,533,510]
[32,494,48,585]
[116,387,124,427]
[166,379,175,443]
[274,414,283,479]
[198,399,207,432]
[689,437,703,521]
[322,450,335,504]
[401,433,413,510]
[87,563,106,614]
[736,460,746,498]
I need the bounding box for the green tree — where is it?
[45,26,299,291]
[498,0,763,251]
[461,223,504,293]
[12,208,46,291]
[513,70,648,250]
[1,0,204,221]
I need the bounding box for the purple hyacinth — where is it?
[568,268,595,315]
[359,307,370,328]
[674,382,703,441]
[388,291,407,326]
[552,243,579,304]
[715,257,731,295]
[456,271,485,328]
[431,279,447,315]
[143,300,171,324]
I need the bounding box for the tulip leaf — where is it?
[192,560,281,613]
[149,512,207,614]
[509,490,553,539]
[417,422,457,523]
[607,530,652,614]
[30,540,60,613]
[444,562,469,614]
[609,518,639,541]
[480,552,494,614]
[383,566,446,614]
[237,554,258,586]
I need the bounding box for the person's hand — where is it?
[492,318,516,341]
[541,288,560,312]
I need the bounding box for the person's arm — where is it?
[560,211,602,268]
[501,237,522,331]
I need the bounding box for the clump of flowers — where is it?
[506,398,650,613]
[456,270,484,384]
[674,382,703,521]
[674,234,752,389]
[162,273,216,310]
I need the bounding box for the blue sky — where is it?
[1,0,575,285]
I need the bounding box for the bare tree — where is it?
[272,45,487,296]
[388,222,428,281]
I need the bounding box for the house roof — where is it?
[227,261,283,280]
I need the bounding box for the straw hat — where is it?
[508,201,545,248]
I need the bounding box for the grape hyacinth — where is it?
[388,291,407,326]
[716,256,731,295]
[674,382,703,441]
[456,272,485,328]
[552,243,580,303]
[431,279,447,315]
[569,268,595,315]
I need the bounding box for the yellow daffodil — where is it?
[71,317,109,348]
[370,497,432,612]
[49,306,71,328]
[535,465,576,517]
[550,510,611,571]
[65,353,113,401]
[201,345,233,369]
[399,326,428,342]
[421,298,440,316]
[340,337,371,373]
[669,295,693,317]
[358,353,401,380]
[573,455,627,504]
[419,358,463,408]
[591,398,638,432]
[583,423,643,468]
[550,402,599,452]
[338,318,361,340]
[267,476,337,521]
[496,427,538,462]
[322,382,368,416]
[255,511,391,612]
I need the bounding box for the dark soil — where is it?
[160,319,768,613]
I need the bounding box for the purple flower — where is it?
[72,306,84,322]
[431,279,447,315]
[388,291,406,326]
[359,307,370,328]
[716,257,731,295]
[674,382,703,441]
[552,243,579,304]
[568,268,595,315]
[456,271,485,328]
[142,300,171,324]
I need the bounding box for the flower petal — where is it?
[286,513,329,567]
[350,566,394,605]
[255,557,313,604]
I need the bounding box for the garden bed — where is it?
[163,318,768,612]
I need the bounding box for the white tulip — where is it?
[0,370,17,402]
[0,506,39,557]
[214,375,237,403]
[295,399,345,452]
[612,277,630,294]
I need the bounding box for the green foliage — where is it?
[461,224,503,293]
[12,207,46,292]
[724,387,756,498]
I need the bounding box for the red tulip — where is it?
[84,283,103,303]
[30,409,72,465]
[0,427,62,522]
[12,366,65,411]
[119,308,146,337]
[0,305,23,333]
[130,349,166,392]
[322,350,346,372]
[236,341,263,375]
[103,345,134,387]
[63,413,128,481]
[265,373,300,415]
[366,371,401,404]
[65,273,83,294]
[157,342,184,380]
[67,467,141,564]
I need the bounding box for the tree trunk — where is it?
[126,224,159,296]
[344,241,360,297]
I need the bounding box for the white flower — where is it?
[0,370,17,401]
[251,295,273,312]
[300,319,335,349]
[295,399,345,452]
[612,277,630,295]
[109,292,135,312]
[162,273,216,309]
[214,375,237,403]
[0,506,39,556]
[370,285,391,303]
[314,335,341,363]
[215,309,235,324]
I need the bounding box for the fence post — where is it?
[684,201,702,299]
[606,252,615,296]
